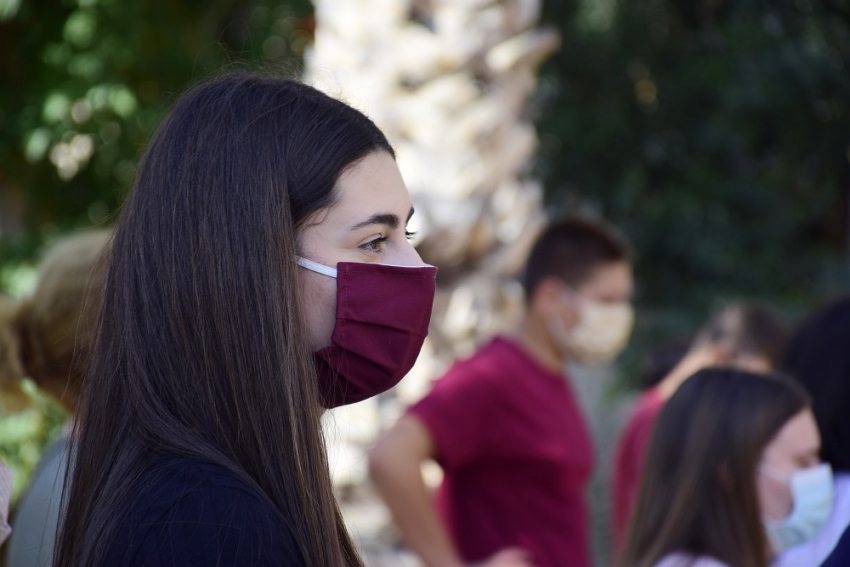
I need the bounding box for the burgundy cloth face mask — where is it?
[297,257,437,408]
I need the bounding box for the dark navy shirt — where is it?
[105,457,304,566]
[821,526,850,567]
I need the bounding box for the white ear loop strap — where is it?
[296,257,338,278]
[759,463,792,484]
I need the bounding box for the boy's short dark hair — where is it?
[521,217,632,300]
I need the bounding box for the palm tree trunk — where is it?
[308,2,557,560]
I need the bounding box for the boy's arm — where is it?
[369,415,534,567]
[369,415,466,567]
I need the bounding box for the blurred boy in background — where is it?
[370,218,634,567]
[612,302,788,547]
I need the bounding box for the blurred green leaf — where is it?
[538,0,850,379]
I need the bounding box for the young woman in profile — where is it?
[619,368,832,567]
[54,72,437,566]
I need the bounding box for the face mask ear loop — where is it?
[554,281,582,314]
[548,284,580,353]
[561,282,584,303]
[296,256,338,278]
[548,307,572,339]
[759,463,791,484]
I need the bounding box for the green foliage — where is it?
[0,0,312,504]
[538,0,850,355]
[0,381,67,502]
[0,0,313,268]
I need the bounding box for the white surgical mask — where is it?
[761,463,834,553]
[549,288,634,365]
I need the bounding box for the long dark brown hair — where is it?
[619,368,809,567]
[55,71,393,566]
[781,295,850,472]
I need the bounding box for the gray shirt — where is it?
[6,435,68,567]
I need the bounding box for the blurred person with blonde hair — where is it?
[0,229,110,566]
[612,302,788,547]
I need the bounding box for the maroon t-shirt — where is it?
[408,337,595,567]
[611,387,665,549]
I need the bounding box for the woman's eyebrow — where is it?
[349,207,415,231]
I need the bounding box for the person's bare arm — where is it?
[369,416,534,567]
[369,415,464,567]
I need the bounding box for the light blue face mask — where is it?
[762,463,834,553]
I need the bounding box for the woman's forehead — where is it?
[763,409,820,461]
[332,152,412,224]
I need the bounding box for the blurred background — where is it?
[1,0,848,564]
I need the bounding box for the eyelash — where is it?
[360,231,418,253]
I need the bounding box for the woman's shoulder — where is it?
[107,456,304,566]
[142,456,268,498]
[821,523,850,567]
[123,457,275,519]
[653,552,731,567]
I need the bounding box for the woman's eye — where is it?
[361,236,388,252]
[405,231,418,241]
